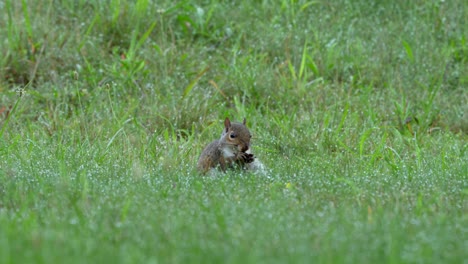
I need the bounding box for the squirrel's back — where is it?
[197,140,222,173]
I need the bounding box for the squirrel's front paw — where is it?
[239,152,255,163]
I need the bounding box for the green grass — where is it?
[0,0,467,263]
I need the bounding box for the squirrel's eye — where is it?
[229,133,236,139]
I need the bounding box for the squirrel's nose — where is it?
[240,145,249,152]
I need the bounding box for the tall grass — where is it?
[0,0,466,263]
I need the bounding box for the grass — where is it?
[0,0,467,263]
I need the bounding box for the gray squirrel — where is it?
[198,117,262,174]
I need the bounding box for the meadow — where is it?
[0,0,466,263]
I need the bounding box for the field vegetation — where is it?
[0,0,466,263]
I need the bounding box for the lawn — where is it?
[0,0,466,263]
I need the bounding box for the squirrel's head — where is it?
[222,117,252,153]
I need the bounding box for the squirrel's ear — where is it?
[243,118,247,125]
[224,117,231,132]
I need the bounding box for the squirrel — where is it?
[197,117,256,174]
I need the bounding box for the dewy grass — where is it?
[0,0,467,263]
